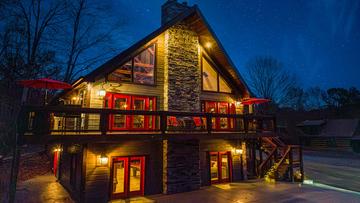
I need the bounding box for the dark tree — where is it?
[245,56,297,105]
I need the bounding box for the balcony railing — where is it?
[18,106,276,139]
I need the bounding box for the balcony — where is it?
[18,106,276,143]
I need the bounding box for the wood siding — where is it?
[84,141,163,202]
[89,33,166,111]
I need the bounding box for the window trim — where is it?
[107,43,157,86]
[201,54,233,94]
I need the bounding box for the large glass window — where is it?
[202,57,232,93]
[202,58,218,91]
[108,44,155,85]
[219,76,232,93]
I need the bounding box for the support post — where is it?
[8,124,20,203]
[100,111,108,135]
[289,147,294,182]
[160,111,167,135]
[299,146,304,182]
[206,114,212,135]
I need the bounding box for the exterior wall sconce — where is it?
[97,154,109,166]
[235,148,243,155]
[205,42,212,48]
[97,89,106,97]
[53,147,62,152]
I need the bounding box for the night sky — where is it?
[111,0,360,89]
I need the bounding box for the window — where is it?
[202,58,218,91]
[219,76,231,93]
[202,57,232,93]
[108,44,155,85]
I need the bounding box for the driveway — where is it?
[304,150,360,192]
[149,181,360,203]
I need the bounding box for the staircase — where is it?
[259,137,304,183]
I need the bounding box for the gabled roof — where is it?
[82,6,250,97]
[297,120,326,127]
[298,119,359,138]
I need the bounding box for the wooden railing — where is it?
[18,106,276,138]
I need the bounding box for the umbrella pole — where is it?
[45,89,48,105]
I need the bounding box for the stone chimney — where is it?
[161,0,190,25]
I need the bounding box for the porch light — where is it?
[97,89,106,97]
[205,42,212,48]
[97,154,108,166]
[53,147,62,152]
[235,148,243,155]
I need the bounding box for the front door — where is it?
[209,152,232,184]
[111,156,145,199]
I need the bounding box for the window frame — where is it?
[108,43,157,86]
[201,54,233,94]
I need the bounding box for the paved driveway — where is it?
[304,150,360,192]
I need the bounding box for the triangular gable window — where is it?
[202,57,232,93]
[108,44,155,85]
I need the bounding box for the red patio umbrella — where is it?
[18,78,72,104]
[241,98,271,105]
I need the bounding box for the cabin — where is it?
[298,119,360,152]
[18,1,303,202]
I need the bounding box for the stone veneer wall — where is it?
[163,139,200,194]
[163,23,201,194]
[166,23,201,112]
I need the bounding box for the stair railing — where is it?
[258,146,277,177]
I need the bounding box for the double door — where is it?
[203,101,235,130]
[209,152,232,184]
[110,156,145,199]
[106,93,156,130]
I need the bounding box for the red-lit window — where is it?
[105,93,156,130]
[202,101,235,130]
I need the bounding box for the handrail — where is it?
[274,146,292,171]
[18,105,276,137]
[258,146,277,177]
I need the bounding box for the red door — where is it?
[110,156,145,199]
[209,152,232,184]
[53,151,59,177]
[131,96,156,130]
[107,93,131,130]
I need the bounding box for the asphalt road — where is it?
[303,150,360,192]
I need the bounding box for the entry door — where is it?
[209,152,232,184]
[111,156,145,199]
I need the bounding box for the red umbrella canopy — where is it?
[18,78,72,89]
[241,98,271,105]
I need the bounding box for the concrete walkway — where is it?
[15,174,74,203]
[14,175,360,203]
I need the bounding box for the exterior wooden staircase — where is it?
[258,137,304,183]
